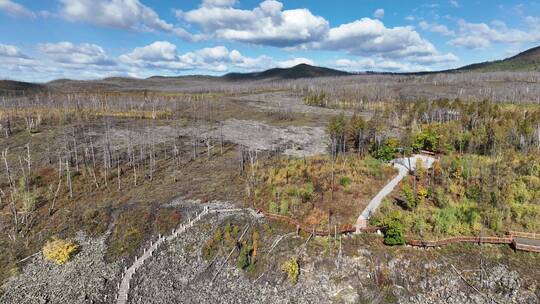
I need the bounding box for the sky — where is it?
[0,0,540,82]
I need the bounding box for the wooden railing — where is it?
[513,243,540,253]
[406,236,513,247]
[259,210,376,236]
[507,231,540,239]
[258,209,540,253]
[406,233,540,253]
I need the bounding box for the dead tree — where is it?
[2,148,14,190]
[72,127,79,172]
[173,143,179,182]
[220,123,224,155]
[65,159,73,198]
[204,135,212,159]
[49,156,63,216]
[25,143,31,179]
[117,152,121,191]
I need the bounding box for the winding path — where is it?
[115,206,249,304]
[355,154,435,232]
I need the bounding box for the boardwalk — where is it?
[513,237,540,253]
[355,154,435,232]
[115,206,247,304]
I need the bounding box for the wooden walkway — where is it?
[355,154,436,232]
[115,206,247,304]
[406,232,540,253]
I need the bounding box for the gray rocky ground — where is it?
[0,232,121,304]
[96,118,328,157]
[229,91,350,116]
[1,203,538,304]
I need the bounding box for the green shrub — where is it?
[433,208,458,235]
[412,125,441,152]
[383,221,405,246]
[412,217,428,235]
[510,180,531,204]
[373,138,399,161]
[20,190,37,212]
[237,244,251,269]
[298,182,314,202]
[339,176,352,187]
[279,200,289,215]
[433,186,450,208]
[402,183,417,209]
[269,201,279,214]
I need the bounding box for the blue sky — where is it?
[1,0,539,82]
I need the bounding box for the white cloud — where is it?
[59,0,195,40]
[1,42,133,82]
[307,18,456,66]
[120,41,178,62]
[174,1,454,66]
[334,53,458,72]
[177,0,329,47]
[0,43,29,58]
[449,19,540,49]
[0,0,35,17]
[335,58,418,72]
[335,53,459,72]
[276,57,314,68]
[373,8,384,19]
[419,21,455,36]
[409,53,458,65]
[202,0,237,7]
[119,41,272,72]
[450,0,459,8]
[38,42,115,66]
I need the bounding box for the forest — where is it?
[311,97,540,238]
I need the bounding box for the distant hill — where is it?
[457,46,540,72]
[3,46,540,93]
[0,80,46,95]
[222,63,351,81]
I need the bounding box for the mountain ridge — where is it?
[1,45,540,92]
[222,63,351,80]
[456,46,540,72]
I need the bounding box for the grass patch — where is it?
[252,154,395,228]
[106,206,151,261]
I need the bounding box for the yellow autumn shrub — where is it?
[43,238,78,265]
[281,257,299,284]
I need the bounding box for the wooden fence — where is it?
[507,231,540,239]
[513,243,540,253]
[406,234,540,253]
[405,236,513,247]
[257,210,540,253]
[259,210,378,236]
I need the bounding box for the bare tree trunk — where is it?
[117,152,121,191]
[72,127,79,172]
[2,149,14,189]
[4,116,11,138]
[206,137,211,159]
[25,143,31,179]
[331,157,335,201]
[49,157,63,216]
[220,124,224,155]
[18,156,27,189]
[66,159,73,198]
[173,143,179,182]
